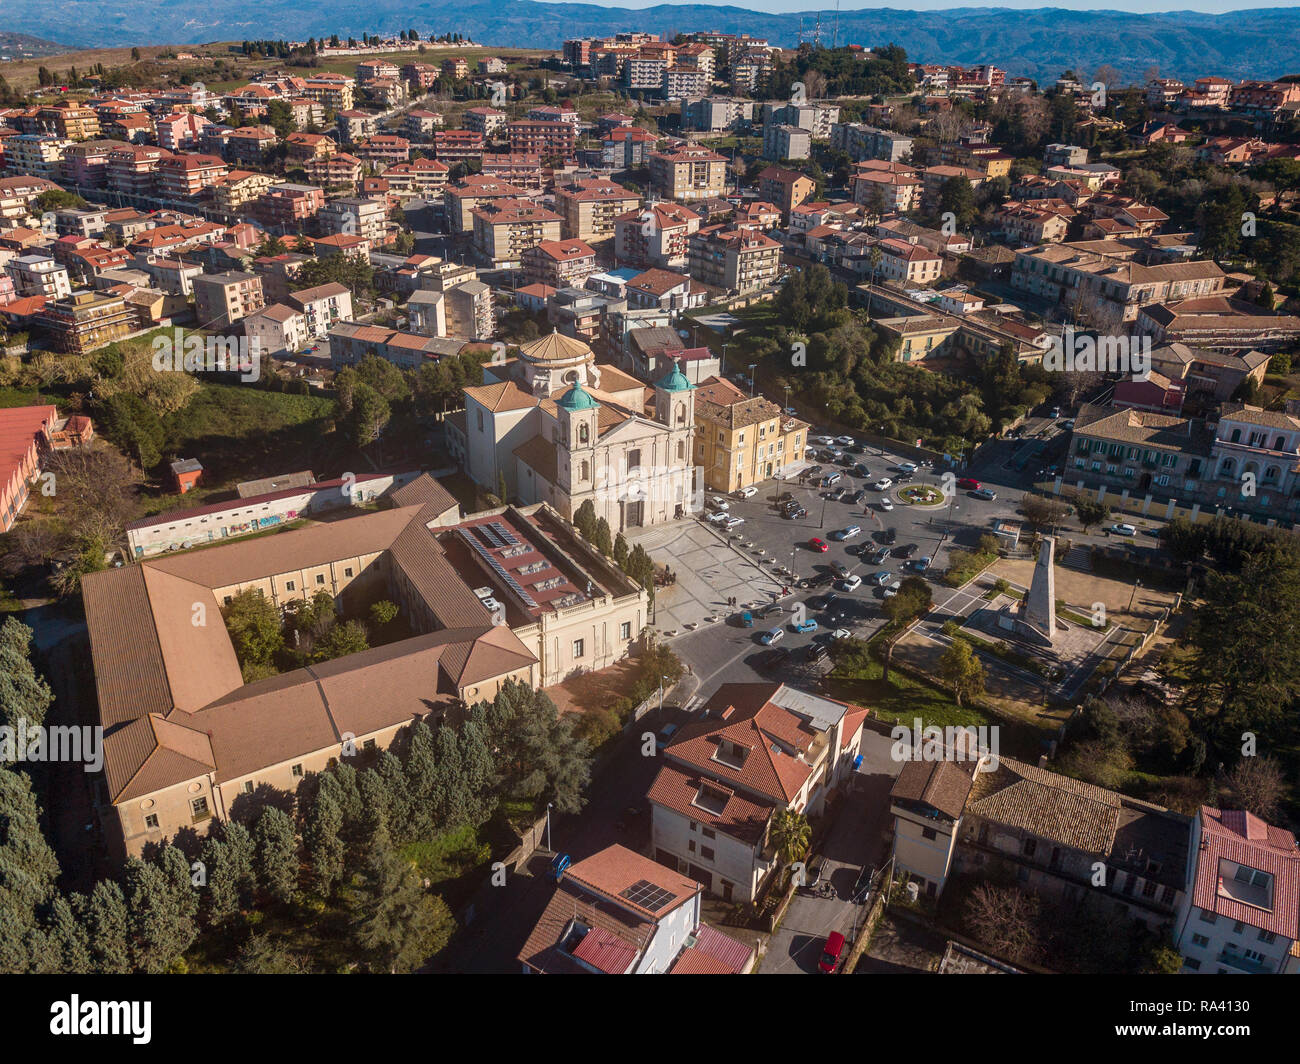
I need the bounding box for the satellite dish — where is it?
[678,329,690,339]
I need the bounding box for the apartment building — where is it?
[850,160,922,214]
[471,199,563,268]
[257,183,326,231]
[649,146,728,202]
[762,124,812,162]
[648,682,867,901]
[522,238,598,289]
[687,225,781,293]
[601,126,657,169]
[5,134,71,179]
[661,68,712,101]
[155,111,211,152]
[354,134,411,169]
[1172,806,1300,974]
[680,96,754,132]
[286,281,352,339]
[920,164,987,212]
[7,255,72,300]
[193,270,265,328]
[301,73,355,112]
[37,101,101,142]
[0,405,60,533]
[757,165,816,219]
[212,169,274,213]
[37,289,134,355]
[382,158,450,198]
[831,122,914,163]
[554,179,641,242]
[317,197,388,245]
[156,153,228,199]
[0,175,60,223]
[615,201,702,271]
[693,376,806,489]
[507,121,576,162]
[463,107,508,137]
[1011,240,1225,329]
[404,109,444,140]
[434,130,486,164]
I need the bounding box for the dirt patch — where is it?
[988,556,1177,625]
[544,658,646,719]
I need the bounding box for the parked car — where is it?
[853,463,871,478]
[832,561,852,578]
[882,579,902,599]
[957,477,981,490]
[821,472,842,487]
[809,537,829,552]
[906,556,932,573]
[654,723,679,751]
[806,465,824,478]
[738,610,754,627]
[819,931,846,973]
[878,498,894,511]
[733,485,758,499]
[834,435,855,446]
[882,528,898,545]
[840,574,863,591]
[872,478,893,491]
[722,516,745,530]
[1110,522,1138,536]
[850,489,867,504]
[708,497,729,511]
[830,526,862,541]
[894,471,914,484]
[706,510,729,525]
[806,641,829,665]
[869,570,892,586]
[972,487,997,501]
[809,435,834,446]
[760,602,784,618]
[829,486,850,501]
[757,647,791,671]
[847,444,867,455]
[893,543,919,558]
[785,506,809,520]
[792,618,818,634]
[831,628,852,641]
[760,626,785,646]
[864,546,890,565]
[783,406,798,417]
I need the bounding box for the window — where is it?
[1259,930,1277,944]
[291,763,303,777]
[1161,885,1176,905]
[688,821,697,832]
[687,840,696,853]
[1191,934,1209,948]
[1198,910,1218,924]
[190,796,210,821]
[1233,921,1246,934]
[702,828,716,840]
[922,827,937,840]
[144,814,159,830]
[620,622,631,640]
[242,781,254,794]
[224,596,233,606]
[316,574,325,585]
[344,568,354,577]
[286,580,296,591]
[1142,880,1157,898]
[1022,838,1036,858]
[701,846,715,861]
[572,638,585,659]
[1184,958,1201,971]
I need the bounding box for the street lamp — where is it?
[658,673,670,714]
[1128,579,1142,612]
[720,342,730,377]
[545,801,554,853]
[748,363,758,397]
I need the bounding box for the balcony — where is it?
[1216,950,1269,974]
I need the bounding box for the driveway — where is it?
[759,729,901,974]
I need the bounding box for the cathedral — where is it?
[447,331,700,531]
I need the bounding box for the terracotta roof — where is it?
[967,755,1122,854]
[1192,806,1300,938]
[891,759,976,820]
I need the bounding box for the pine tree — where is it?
[234,932,309,973]
[303,788,344,896]
[0,765,61,973]
[374,751,412,843]
[403,721,439,837]
[430,725,468,831]
[124,857,196,972]
[75,881,130,973]
[222,821,257,908]
[157,843,198,925]
[346,827,454,972]
[199,838,239,927]
[47,895,92,973]
[0,617,54,731]
[252,807,298,904]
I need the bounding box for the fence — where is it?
[842,857,894,973]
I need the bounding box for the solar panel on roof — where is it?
[488,521,520,546]
[456,528,540,608]
[619,879,675,913]
[476,523,504,548]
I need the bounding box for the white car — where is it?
[872,478,893,491]
[834,435,855,446]
[1110,522,1137,536]
[708,497,730,511]
[840,574,863,591]
[723,516,745,531]
[733,486,758,499]
[809,435,834,446]
[897,462,918,475]
[879,498,894,512]
[882,579,902,599]
[706,510,729,525]
[832,628,852,640]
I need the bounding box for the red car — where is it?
[957,477,981,490]
[809,537,829,552]
[818,931,845,973]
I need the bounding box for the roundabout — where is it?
[898,485,945,506]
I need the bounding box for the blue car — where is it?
[792,619,818,634]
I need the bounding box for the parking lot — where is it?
[664,436,1023,689]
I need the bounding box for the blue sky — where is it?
[541,1,1297,12]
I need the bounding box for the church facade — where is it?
[447,331,701,531]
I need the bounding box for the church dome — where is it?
[557,381,599,411]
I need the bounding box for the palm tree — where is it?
[769,808,811,882]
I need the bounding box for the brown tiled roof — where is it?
[891,759,975,820]
[513,434,559,484]
[966,756,1121,854]
[388,471,457,513]
[648,762,772,845]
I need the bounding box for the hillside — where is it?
[0,30,70,59]
[4,3,1300,82]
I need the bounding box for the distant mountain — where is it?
[5,3,1300,83]
[0,30,71,58]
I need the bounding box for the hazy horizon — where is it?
[535,0,1300,13]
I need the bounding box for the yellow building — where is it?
[693,376,807,490]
